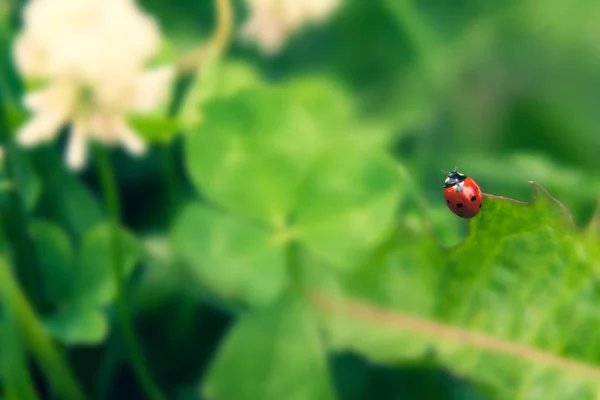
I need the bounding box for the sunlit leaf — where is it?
[185,87,319,225]
[171,203,286,306]
[179,60,262,129]
[294,146,402,270]
[129,114,181,143]
[315,183,600,399]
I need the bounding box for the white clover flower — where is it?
[242,0,341,54]
[13,0,174,170]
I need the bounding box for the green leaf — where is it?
[31,222,139,345]
[31,149,103,237]
[203,293,335,400]
[44,305,108,344]
[342,213,443,315]
[171,204,286,306]
[317,183,600,399]
[185,87,320,225]
[72,223,140,306]
[129,114,181,143]
[3,103,27,137]
[282,77,354,134]
[30,220,73,305]
[179,60,262,129]
[177,81,405,303]
[294,147,403,270]
[5,149,41,212]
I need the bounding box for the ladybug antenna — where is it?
[441,168,449,174]
[453,164,457,172]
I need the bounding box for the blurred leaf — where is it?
[35,222,140,345]
[72,223,140,306]
[283,77,354,133]
[330,352,487,400]
[3,149,41,212]
[178,80,404,304]
[342,213,442,316]
[180,60,262,129]
[44,305,108,344]
[31,149,103,237]
[30,220,73,305]
[316,183,600,399]
[129,114,181,143]
[171,204,286,306]
[185,86,319,225]
[295,147,402,270]
[3,102,27,135]
[203,293,335,400]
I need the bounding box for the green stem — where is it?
[0,258,84,400]
[1,312,40,400]
[160,0,234,224]
[177,0,234,75]
[95,149,165,400]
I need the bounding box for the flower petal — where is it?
[17,83,77,147]
[23,82,75,112]
[65,118,90,170]
[114,118,146,156]
[130,67,175,112]
[17,111,65,147]
[241,8,290,55]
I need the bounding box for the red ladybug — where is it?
[443,169,482,218]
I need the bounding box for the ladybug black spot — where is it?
[479,204,482,209]
[470,196,477,202]
[446,200,450,204]
[456,203,463,208]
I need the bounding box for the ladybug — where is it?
[443,169,482,218]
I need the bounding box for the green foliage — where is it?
[321,184,600,399]
[30,149,104,237]
[172,204,286,305]
[184,87,319,225]
[33,221,140,344]
[1,149,40,211]
[203,293,335,400]
[173,80,403,305]
[129,114,181,143]
[1,0,600,399]
[0,310,39,400]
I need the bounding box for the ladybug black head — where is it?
[443,170,467,188]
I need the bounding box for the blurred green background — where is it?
[135,0,600,397]
[141,0,600,237]
[2,0,600,399]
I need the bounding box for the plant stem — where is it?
[0,258,84,400]
[160,0,234,223]
[95,148,165,400]
[1,309,40,400]
[177,0,234,75]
